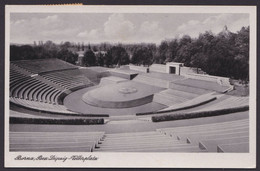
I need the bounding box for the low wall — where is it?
[183,73,231,87]
[149,64,166,73]
[128,65,148,73]
[180,67,198,75]
[109,70,138,80]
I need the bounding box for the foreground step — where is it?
[177,127,249,141]
[98,141,185,149]
[95,145,206,152]
[10,131,105,152]
[158,119,249,134]
[199,136,249,152]
[11,146,93,152]
[217,142,249,153]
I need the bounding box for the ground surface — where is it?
[10,111,248,134]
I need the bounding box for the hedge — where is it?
[151,105,249,122]
[136,97,217,116]
[10,117,104,125]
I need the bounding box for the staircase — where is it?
[93,131,205,152]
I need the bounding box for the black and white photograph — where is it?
[4,5,256,168]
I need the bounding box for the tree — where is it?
[96,52,105,66]
[107,46,130,67]
[174,35,192,65]
[155,40,169,64]
[83,49,96,66]
[104,52,113,67]
[60,41,72,50]
[229,26,249,80]
[57,49,77,64]
[165,39,178,63]
[131,47,153,66]
[10,45,36,61]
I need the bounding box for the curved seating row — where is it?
[153,88,200,106]
[193,95,249,113]
[10,97,76,114]
[160,92,216,112]
[40,69,93,90]
[10,61,97,114]
[10,74,62,104]
[10,131,105,152]
[157,118,249,152]
[11,58,77,74]
[172,78,229,93]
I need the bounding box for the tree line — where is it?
[10,26,249,80]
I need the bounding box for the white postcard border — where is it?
[4,5,257,168]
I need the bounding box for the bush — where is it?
[151,105,249,122]
[10,117,104,125]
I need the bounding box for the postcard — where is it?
[5,5,256,168]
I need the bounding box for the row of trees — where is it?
[10,41,78,64]
[10,26,249,80]
[82,46,130,67]
[153,26,249,80]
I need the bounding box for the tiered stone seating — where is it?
[153,89,199,106]
[25,82,44,100]
[11,58,77,74]
[160,92,216,111]
[10,69,28,83]
[157,119,249,152]
[14,79,39,99]
[10,75,62,104]
[10,63,32,75]
[10,132,105,152]
[217,142,249,153]
[94,131,205,152]
[193,95,249,113]
[10,97,75,114]
[10,110,53,119]
[40,69,93,90]
[133,74,170,88]
[10,66,64,103]
[169,83,211,95]
[172,78,229,93]
[10,76,32,97]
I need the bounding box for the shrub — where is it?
[10,117,105,125]
[151,105,249,122]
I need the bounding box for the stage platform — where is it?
[64,87,167,115]
[82,81,164,108]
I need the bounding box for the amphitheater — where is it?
[9,58,249,153]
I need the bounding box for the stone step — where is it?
[95,145,204,152]
[217,142,249,153]
[199,136,249,152]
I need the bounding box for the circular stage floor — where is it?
[64,84,166,116]
[82,81,163,108]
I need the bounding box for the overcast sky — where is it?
[10,13,249,44]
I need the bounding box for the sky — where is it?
[10,13,249,45]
